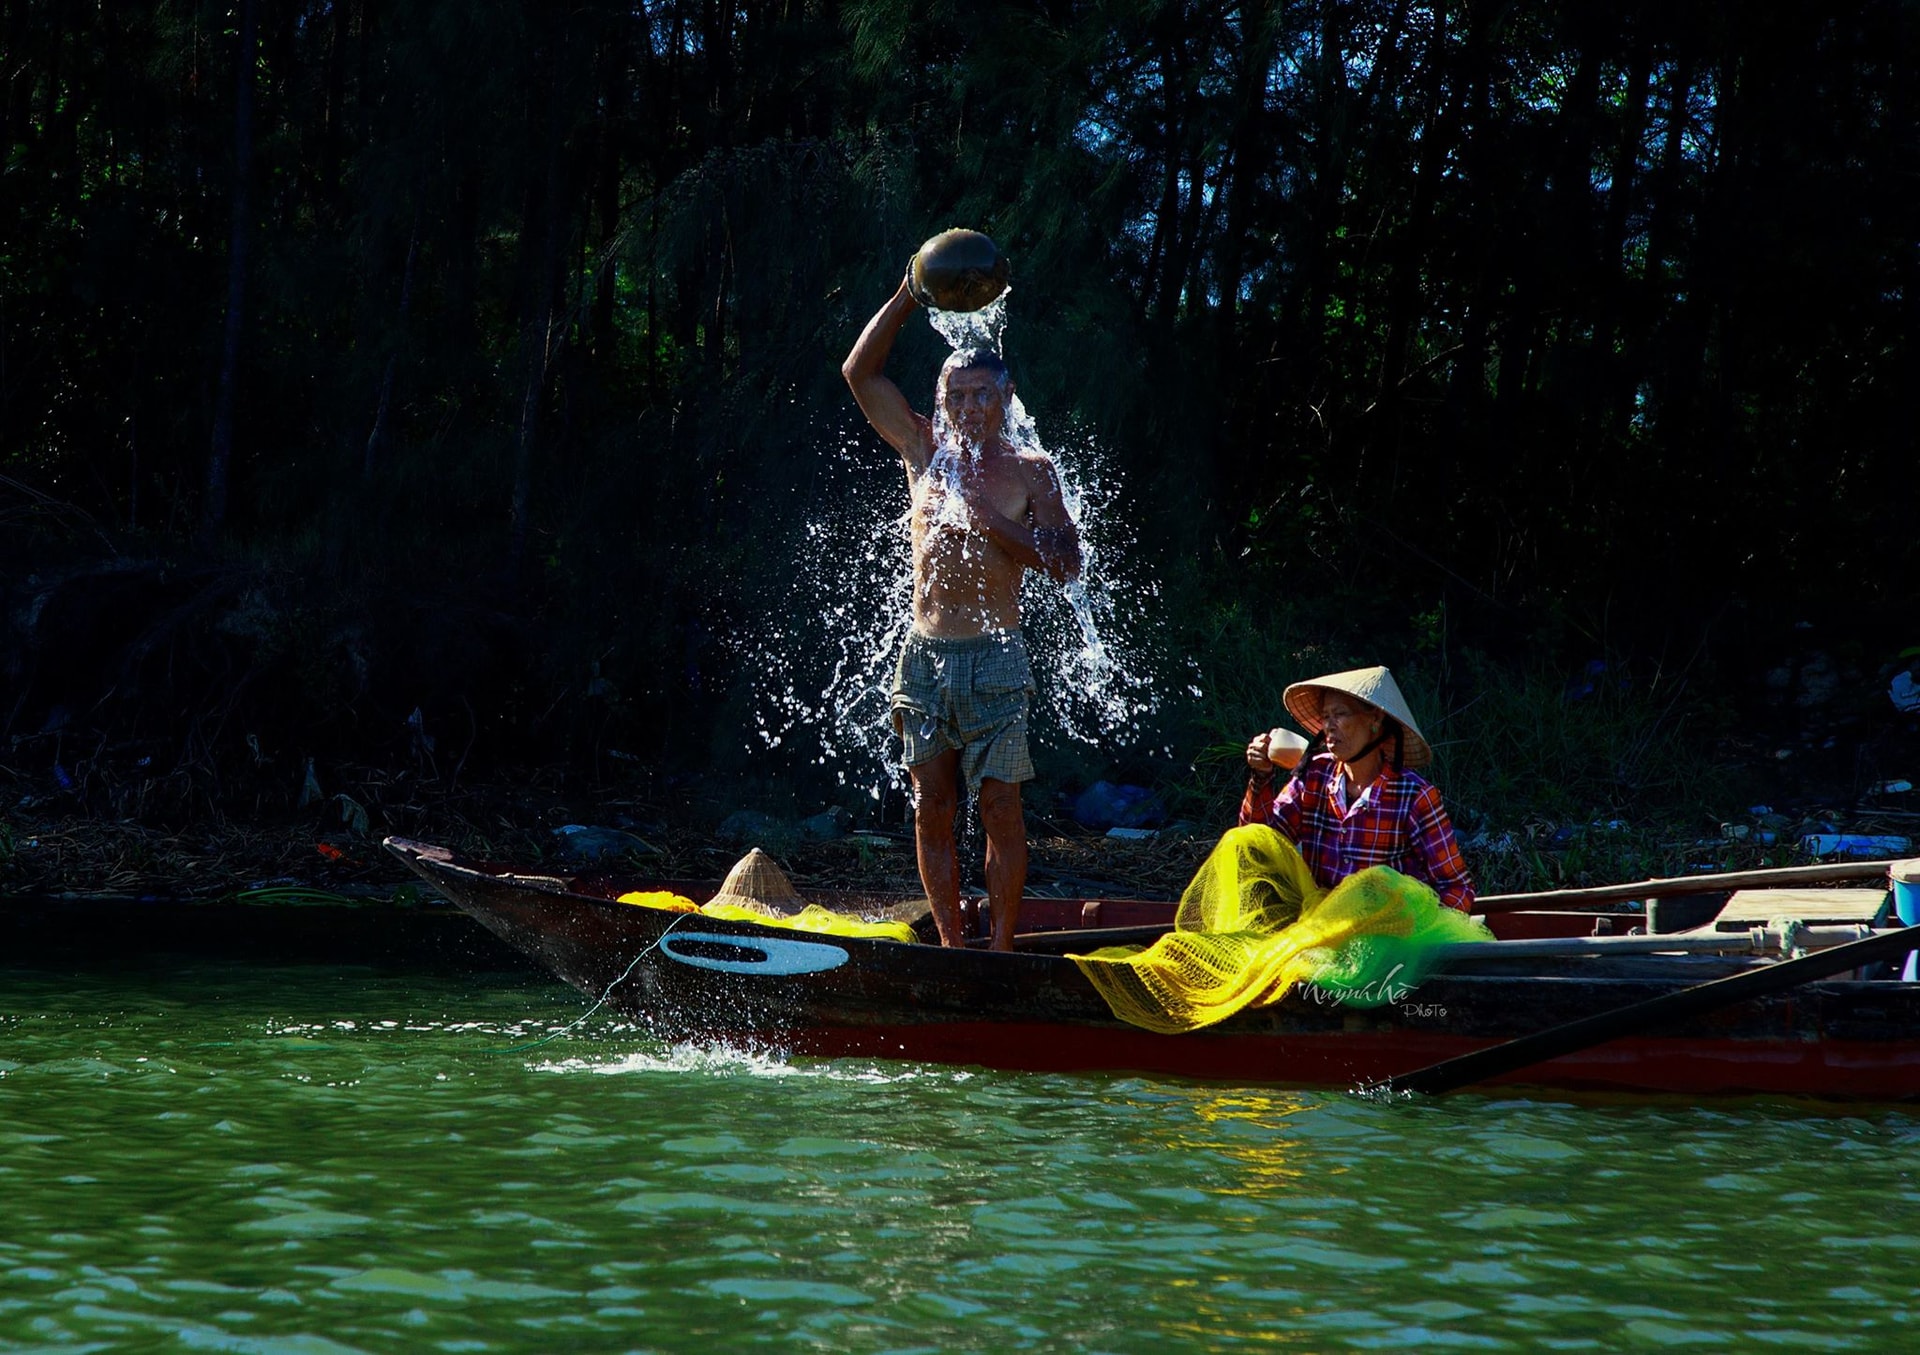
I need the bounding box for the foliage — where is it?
[1173,591,1740,844]
[1433,649,1737,831]
[3,0,1915,840]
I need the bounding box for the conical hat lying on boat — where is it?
[708,847,807,916]
[1282,665,1432,769]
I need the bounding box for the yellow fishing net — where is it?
[616,890,702,913]
[617,892,919,944]
[1069,824,1490,1033]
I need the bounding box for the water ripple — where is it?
[3,964,1918,1353]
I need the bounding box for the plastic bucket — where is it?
[1894,860,1920,982]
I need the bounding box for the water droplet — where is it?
[734,295,1184,784]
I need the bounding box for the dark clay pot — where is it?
[908,229,1010,313]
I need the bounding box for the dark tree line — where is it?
[3,0,1916,779]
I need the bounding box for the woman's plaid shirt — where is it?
[1239,755,1476,912]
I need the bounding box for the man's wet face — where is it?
[939,366,1008,444]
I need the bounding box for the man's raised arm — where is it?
[841,277,928,470]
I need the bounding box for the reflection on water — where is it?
[1175,1088,1323,1197]
[3,962,1919,1352]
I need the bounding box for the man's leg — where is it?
[909,750,964,946]
[979,777,1026,952]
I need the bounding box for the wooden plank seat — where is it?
[1710,886,1891,930]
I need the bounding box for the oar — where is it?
[1476,859,1892,912]
[1373,922,1920,1097]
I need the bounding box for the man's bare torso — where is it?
[907,434,1043,637]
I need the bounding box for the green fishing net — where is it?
[1070,824,1490,1033]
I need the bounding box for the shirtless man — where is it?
[841,269,1082,951]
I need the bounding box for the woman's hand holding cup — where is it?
[1248,727,1308,776]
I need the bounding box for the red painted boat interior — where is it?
[547,868,1645,943]
[1484,910,1640,940]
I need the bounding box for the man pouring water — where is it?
[841,232,1082,951]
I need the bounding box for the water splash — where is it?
[533,1043,975,1084]
[733,443,915,794]
[734,292,1193,798]
[926,292,1010,354]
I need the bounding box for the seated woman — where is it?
[1240,665,1475,913]
[1069,664,1481,1034]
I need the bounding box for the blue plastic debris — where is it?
[1801,834,1912,859]
[1073,781,1163,830]
[552,825,657,860]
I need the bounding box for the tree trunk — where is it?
[1596,27,1653,429]
[1386,5,1462,419]
[201,0,257,544]
[1141,27,1184,323]
[1215,0,1275,340]
[363,224,418,481]
[588,22,629,360]
[509,27,569,579]
[1156,22,1209,331]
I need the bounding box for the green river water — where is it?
[3,955,1917,1353]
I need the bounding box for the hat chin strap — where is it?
[1346,724,1403,769]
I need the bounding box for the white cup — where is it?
[1267,728,1309,769]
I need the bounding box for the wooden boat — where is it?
[383,837,1920,1099]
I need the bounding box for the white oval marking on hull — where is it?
[659,931,850,976]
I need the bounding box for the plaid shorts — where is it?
[890,629,1035,793]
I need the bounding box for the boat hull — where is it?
[386,838,1920,1099]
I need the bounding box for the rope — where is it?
[489,914,690,1055]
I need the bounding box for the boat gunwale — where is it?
[382,836,1912,991]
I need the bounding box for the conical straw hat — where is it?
[1282,665,1433,769]
[708,847,806,916]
